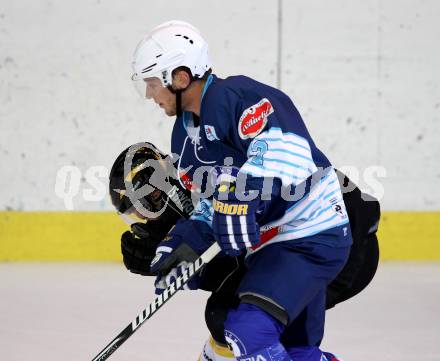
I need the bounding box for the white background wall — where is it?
[0,0,439,211]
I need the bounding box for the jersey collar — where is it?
[201,74,214,100]
[182,74,215,131]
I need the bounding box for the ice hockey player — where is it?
[109,141,380,361]
[128,19,369,360]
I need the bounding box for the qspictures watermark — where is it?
[54,165,109,210]
[54,158,386,212]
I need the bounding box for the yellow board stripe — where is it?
[376,212,440,260]
[0,212,126,261]
[0,211,439,261]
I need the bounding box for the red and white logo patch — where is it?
[179,172,194,191]
[238,98,273,139]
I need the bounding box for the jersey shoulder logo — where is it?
[204,125,220,141]
[238,98,273,139]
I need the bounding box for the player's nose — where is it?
[145,86,153,100]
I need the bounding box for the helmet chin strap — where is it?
[166,85,185,117]
[175,89,183,118]
[167,68,210,124]
[167,84,201,127]
[167,67,196,118]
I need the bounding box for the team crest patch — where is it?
[204,125,219,141]
[238,98,273,139]
[224,330,246,356]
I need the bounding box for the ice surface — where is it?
[0,262,439,360]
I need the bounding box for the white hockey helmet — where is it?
[131,20,212,88]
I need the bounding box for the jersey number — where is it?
[247,140,268,166]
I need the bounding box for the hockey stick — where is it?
[91,242,221,361]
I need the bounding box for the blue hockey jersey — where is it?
[170,74,351,252]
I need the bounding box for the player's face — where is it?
[144,77,176,116]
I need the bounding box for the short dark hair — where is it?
[172,66,212,81]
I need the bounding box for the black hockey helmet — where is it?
[109,142,194,224]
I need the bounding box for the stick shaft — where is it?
[91,242,221,361]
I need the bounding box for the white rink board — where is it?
[281,0,440,210]
[0,0,277,212]
[1,0,440,211]
[0,263,439,361]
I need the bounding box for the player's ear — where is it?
[172,69,191,90]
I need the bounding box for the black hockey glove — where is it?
[121,222,169,276]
